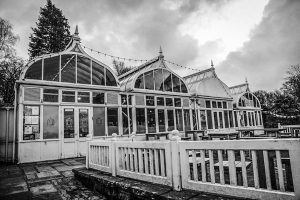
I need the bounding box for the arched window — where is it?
[238,92,261,108]
[24,53,118,87]
[134,69,188,93]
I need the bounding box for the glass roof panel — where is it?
[92,61,105,85]
[61,54,76,83]
[106,69,117,86]
[77,55,91,84]
[44,56,59,82]
[25,59,42,80]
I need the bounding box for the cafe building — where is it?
[15,28,263,163]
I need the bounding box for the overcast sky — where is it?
[1,0,299,91]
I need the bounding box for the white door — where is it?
[61,106,92,158]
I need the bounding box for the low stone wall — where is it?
[73,167,247,200]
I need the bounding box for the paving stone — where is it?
[22,166,37,174]
[36,170,60,178]
[30,183,57,195]
[0,176,28,196]
[62,170,74,177]
[26,173,36,180]
[36,165,55,172]
[161,189,199,200]
[32,192,62,200]
[55,165,75,172]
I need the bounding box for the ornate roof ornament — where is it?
[159,46,164,59]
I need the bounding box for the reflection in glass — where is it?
[147,108,156,133]
[157,97,164,106]
[135,74,144,89]
[61,54,76,83]
[93,107,105,136]
[200,110,207,130]
[43,89,59,102]
[163,70,172,92]
[106,70,117,86]
[172,74,181,92]
[136,108,145,134]
[175,109,183,131]
[78,92,90,103]
[180,80,188,93]
[79,109,89,137]
[229,111,234,127]
[224,111,229,128]
[219,112,223,128]
[64,108,74,138]
[167,110,174,131]
[93,92,104,104]
[184,109,191,131]
[158,109,165,132]
[25,59,42,80]
[122,108,129,135]
[44,56,60,81]
[192,110,198,130]
[92,61,105,85]
[174,98,181,107]
[207,110,213,129]
[77,55,91,84]
[43,106,59,139]
[144,70,154,90]
[213,112,219,129]
[166,98,173,106]
[107,108,118,135]
[62,91,75,102]
[154,69,164,91]
[146,96,154,106]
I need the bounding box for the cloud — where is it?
[217,0,300,91]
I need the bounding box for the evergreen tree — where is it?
[28,0,70,58]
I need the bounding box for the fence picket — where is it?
[217,150,224,185]
[240,150,248,187]
[263,150,271,190]
[200,150,206,182]
[276,150,285,191]
[192,150,198,181]
[252,150,260,188]
[228,150,237,186]
[160,149,165,176]
[209,150,215,184]
[154,149,159,175]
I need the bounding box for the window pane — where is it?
[167,110,174,131]
[234,111,238,127]
[136,108,145,134]
[129,108,133,134]
[147,108,156,133]
[93,107,105,136]
[154,69,164,91]
[62,91,75,102]
[25,59,42,80]
[122,108,129,135]
[106,70,117,86]
[212,101,217,108]
[107,108,118,135]
[43,89,58,102]
[79,109,89,137]
[174,98,181,107]
[77,55,91,84]
[61,54,76,83]
[217,102,222,108]
[78,92,90,103]
[205,100,211,108]
[224,111,229,128]
[23,106,40,140]
[24,87,40,102]
[184,109,191,131]
[121,94,127,105]
[192,110,198,130]
[223,101,227,109]
[158,109,165,132]
[219,112,224,128]
[135,74,144,89]
[175,109,183,131]
[163,70,172,92]
[43,106,58,139]
[200,110,207,130]
[93,92,104,104]
[92,61,105,85]
[144,70,154,90]
[172,74,180,92]
[243,111,247,126]
[229,111,234,128]
[157,97,164,106]
[166,98,173,106]
[213,112,219,129]
[44,56,59,81]
[181,80,188,93]
[146,96,154,106]
[64,108,74,138]
[207,110,213,129]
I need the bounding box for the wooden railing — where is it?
[86,138,300,200]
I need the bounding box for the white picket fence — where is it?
[86,138,300,200]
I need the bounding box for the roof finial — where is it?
[73,25,80,42]
[75,25,79,35]
[211,59,214,68]
[159,46,164,59]
[245,77,248,84]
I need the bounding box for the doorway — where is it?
[61,106,92,158]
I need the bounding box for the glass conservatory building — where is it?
[16,29,263,163]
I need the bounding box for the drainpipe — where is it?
[5,107,9,162]
[13,83,18,163]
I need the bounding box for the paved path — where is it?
[0,158,106,200]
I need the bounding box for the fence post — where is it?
[86,141,90,169]
[111,133,117,176]
[170,130,182,191]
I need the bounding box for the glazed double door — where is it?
[61,106,92,158]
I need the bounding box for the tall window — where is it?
[183,109,191,131]
[175,109,183,131]
[167,110,174,131]
[107,108,118,135]
[207,110,213,129]
[147,109,156,133]
[213,112,219,129]
[23,105,40,140]
[136,108,145,133]
[158,109,165,132]
[200,110,207,130]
